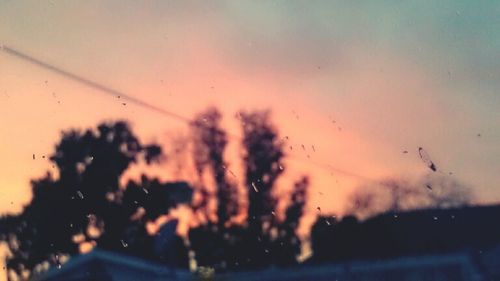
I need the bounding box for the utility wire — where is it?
[0,45,190,123]
[0,44,386,186]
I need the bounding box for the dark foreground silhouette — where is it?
[0,108,492,281]
[0,108,308,280]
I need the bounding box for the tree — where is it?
[310,173,474,264]
[191,108,239,228]
[1,109,311,279]
[346,173,473,220]
[189,109,309,271]
[0,121,189,280]
[271,176,309,266]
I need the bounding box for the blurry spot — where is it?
[252,182,259,192]
[76,191,84,199]
[32,154,35,160]
[84,156,94,164]
[55,255,61,269]
[402,150,408,154]
[425,184,432,190]
[312,145,316,152]
[120,239,128,248]
[477,133,481,137]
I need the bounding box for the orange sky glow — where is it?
[0,3,499,278]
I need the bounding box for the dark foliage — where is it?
[191,108,239,228]
[0,121,190,279]
[189,110,308,271]
[0,109,310,279]
[310,205,500,264]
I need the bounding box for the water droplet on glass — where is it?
[84,156,94,164]
[55,255,61,269]
[251,182,259,192]
[76,191,84,199]
[418,147,437,172]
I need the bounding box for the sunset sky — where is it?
[0,0,499,223]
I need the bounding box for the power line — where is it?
[0,44,386,185]
[0,45,190,123]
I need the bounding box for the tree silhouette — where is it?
[191,108,239,228]
[189,109,308,271]
[1,109,310,279]
[0,121,190,280]
[346,173,473,220]
[310,205,500,264]
[271,176,309,266]
[310,174,475,264]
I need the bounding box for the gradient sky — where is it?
[1,1,499,222]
